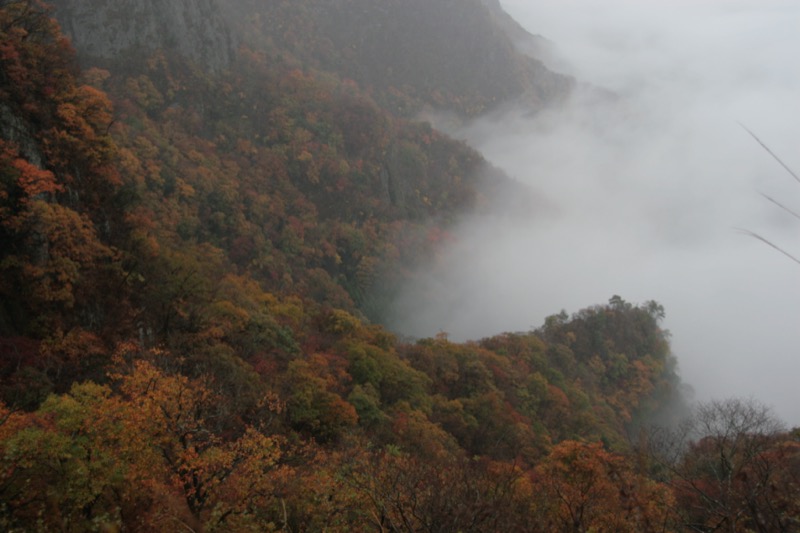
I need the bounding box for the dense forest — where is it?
[0,0,798,530]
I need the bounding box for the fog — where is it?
[387,0,800,424]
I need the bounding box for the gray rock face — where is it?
[0,104,43,167]
[49,0,235,73]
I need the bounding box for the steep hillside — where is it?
[0,0,543,387]
[4,2,790,532]
[223,0,573,116]
[48,0,572,117]
[41,0,553,326]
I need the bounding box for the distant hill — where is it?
[223,0,573,116]
[0,3,755,533]
[51,0,572,117]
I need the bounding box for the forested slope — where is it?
[220,0,572,116]
[0,1,798,530]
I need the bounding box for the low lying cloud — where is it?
[387,0,800,424]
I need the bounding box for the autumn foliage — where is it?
[0,1,798,530]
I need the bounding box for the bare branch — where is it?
[738,122,800,184]
[735,228,800,266]
[760,193,800,222]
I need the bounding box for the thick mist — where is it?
[387,0,800,424]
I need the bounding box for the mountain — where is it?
[38,0,561,325]
[226,0,572,116]
[3,2,787,532]
[51,0,572,117]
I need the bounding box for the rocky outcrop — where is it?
[49,0,236,73]
[0,104,43,167]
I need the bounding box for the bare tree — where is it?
[643,398,799,533]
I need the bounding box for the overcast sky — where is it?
[388,0,800,424]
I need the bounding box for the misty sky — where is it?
[388,0,800,424]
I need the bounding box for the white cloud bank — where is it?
[388,0,800,424]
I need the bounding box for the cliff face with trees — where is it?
[0,1,798,530]
[221,0,572,116]
[52,0,572,116]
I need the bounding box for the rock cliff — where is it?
[49,0,235,72]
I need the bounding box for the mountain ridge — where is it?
[49,0,573,117]
[4,3,785,532]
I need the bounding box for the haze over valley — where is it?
[2,1,800,528]
[389,0,800,424]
